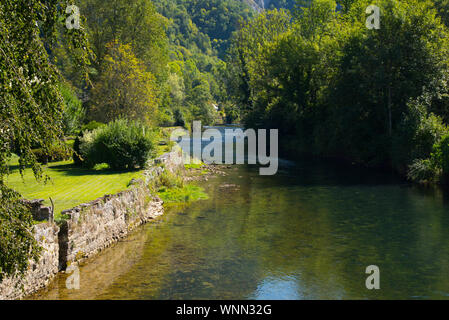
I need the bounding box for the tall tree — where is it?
[80,0,169,79]
[226,9,292,125]
[89,41,158,124]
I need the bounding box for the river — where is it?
[30,128,449,300]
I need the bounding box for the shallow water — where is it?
[30,157,449,300]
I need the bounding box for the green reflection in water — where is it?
[30,159,449,300]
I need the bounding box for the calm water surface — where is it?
[31,155,449,299]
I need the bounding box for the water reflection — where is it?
[252,276,303,300]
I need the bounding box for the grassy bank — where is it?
[153,165,209,205]
[158,184,208,204]
[6,155,143,218]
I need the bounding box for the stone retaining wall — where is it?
[0,149,184,300]
[0,222,59,300]
[58,186,164,269]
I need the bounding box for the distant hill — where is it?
[150,0,300,118]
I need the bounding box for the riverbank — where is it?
[0,150,185,300]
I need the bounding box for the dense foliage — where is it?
[89,41,158,124]
[226,0,449,183]
[79,0,169,78]
[79,120,157,170]
[151,0,247,125]
[155,0,254,57]
[60,83,85,135]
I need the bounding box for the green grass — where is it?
[184,158,205,170]
[158,184,209,204]
[6,155,143,218]
[184,163,203,170]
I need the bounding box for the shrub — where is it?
[393,99,447,173]
[78,130,97,166]
[157,169,184,189]
[432,133,449,183]
[407,159,439,183]
[73,121,105,166]
[32,144,71,164]
[412,114,448,161]
[79,119,157,170]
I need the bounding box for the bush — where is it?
[32,144,71,164]
[407,159,439,183]
[432,133,449,183]
[72,136,83,166]
[157,169,184,189]
[79,119,157,170]
[73,121,106,166]
[393,100,447,173]
[413,114,448,160]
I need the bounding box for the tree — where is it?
[330,0,449,167]
[188,78,217,125]
[60,83,85,135]
[226,0,449,176]
[89,41,158,124]
[80,0,169,79]
[433,0,449,27]
[226,9,292,125]
[0,0,89,280]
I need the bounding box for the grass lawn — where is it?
[6,155,143,218]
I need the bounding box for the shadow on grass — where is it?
[49,163,141,177]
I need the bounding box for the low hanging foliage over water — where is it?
[226,0,449,183]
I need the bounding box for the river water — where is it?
[30,128,449,300]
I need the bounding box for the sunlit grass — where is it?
[158,184,209,204]
[6,155,143,218]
